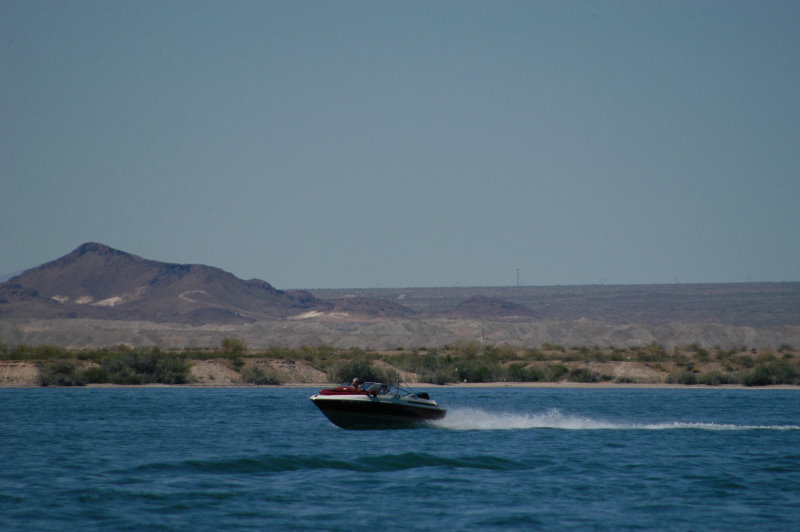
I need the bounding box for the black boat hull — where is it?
[311,397,446,430]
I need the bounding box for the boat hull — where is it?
[310,395,446,430]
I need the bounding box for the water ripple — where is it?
[131,452,525,476]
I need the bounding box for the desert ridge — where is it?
[1,243,799,352]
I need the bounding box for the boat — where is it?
[310,381,447,429]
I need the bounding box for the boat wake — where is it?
[432,407,800,431]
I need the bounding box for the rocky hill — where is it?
[1,243,799,350]
[0,243,414,325]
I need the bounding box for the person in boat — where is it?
[351,378,361,390]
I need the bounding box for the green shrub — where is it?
[566,368,597,383]
[544,363,568,381]
[639,343,668,361]
[741,365,772,386]
[587,348,610,361]
[220,337,246,356]
[328,359,393,384]
[501,363,544,382]
[484,344,518,362]
[40,361,85,386]
[98,349,189,385]
[452,340,482,358]
[772,361,800,385]
[742,361,800,386]
[756,350,776,364]
[429,367,459,385]
[457,360,500,383]
[395,352,440,374]
[101,354,142,384]
[82,366,108,384]
[390,351,463,384]
[665,370,696,385]
[525,366,545,382]
[299,345,338,363]
[714,348,737,361]
[241,365,282,385]
[156,355,190,384]
[696,371,737,386]
[507,363,528,382]
[604,349,627,362]
[524,348,546,360]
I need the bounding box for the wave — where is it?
[432,407,800,431]
[132,452,521,475]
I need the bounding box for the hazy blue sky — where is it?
[2,1,799,289]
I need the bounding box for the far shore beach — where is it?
[2,382,797,390]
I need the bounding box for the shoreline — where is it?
[4,356,798,389]
[3,382,798,390]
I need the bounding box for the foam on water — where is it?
[433,407,800,431]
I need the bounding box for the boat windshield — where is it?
[359,382,413,396]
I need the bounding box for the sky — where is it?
[2,1,799,289]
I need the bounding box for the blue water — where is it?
[1,387,798,531]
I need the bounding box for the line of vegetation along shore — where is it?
[2,338,799,388]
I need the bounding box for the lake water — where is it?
[1,387,798,530]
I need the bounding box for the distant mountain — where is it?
[0,243,413,325]
[2,244,799,349]
[0,270,23,283]
[444,295,541,319]
[312,282,800,327]
[5,243,798,337]
[322,296,416,318]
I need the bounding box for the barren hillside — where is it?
[1,243,799,350]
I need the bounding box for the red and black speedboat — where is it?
[310,381,447,430]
